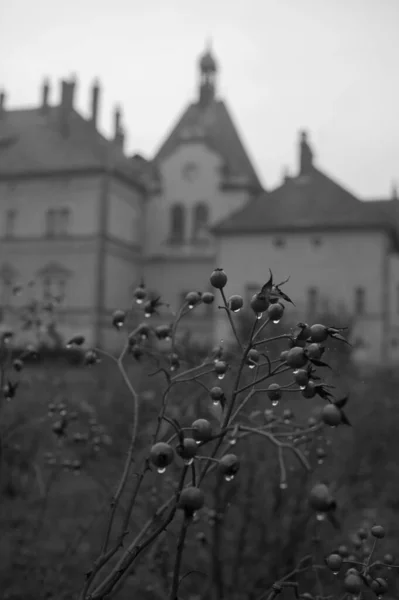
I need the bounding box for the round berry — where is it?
[201,292,215,304]
[326,553,342,572]
[210,386,224,402]
[344,571,362,594]
[210,268,227,289]
[294,368,309,387]
[149,442,174,470]
[250,293,269,314]
[383,553,394,565]
[177,438,198,461]
[133,285,147,303]
[192,419,212,443]
[214,360,227,375]
[306,342,323,360]
[112,309,126,328]
[338,545,349,558]
[185,291,201,308]
[178,486,205,514]
[228,294,244,312]
[13,358,24,372]
[219,454,240,478]
[357,528,368,540]
[371,577,388,596]
[371,525,385,539]
[268,302,285,322]
[286,347,308,369]
[309,324,329,343]
[280,350,289,363]
[267,383,282,402]
[309,483,332,512]
[247,348,259,367]
[321,404,342,427]
[301,380,316,398]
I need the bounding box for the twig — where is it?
[169,513,191,600]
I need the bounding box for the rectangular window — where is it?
[355,287,366,315]
[4,209,17,238]
[307,287,318,317]
[45,208,70,237]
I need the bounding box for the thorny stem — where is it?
[169,513,191,600]
[88,466,189,599]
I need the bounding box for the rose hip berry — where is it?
[210,386,224,402]
[371,524,385,539]
[178,486,205,515]
[306,342,323,360]
[301,380,316,398]
[326,553,342,572]
[150,442,174,471]
[309,483,332,512]
[185,291,201,308]
[344,571,362,594]
[250,293,269,315]
[112,309,126,329]
[286,347,308,369]
[177,438,198,461]
[246,348,259,368]
[192,419,212,443]
[210,268,227,289]
[219,454,240,480]
[321,404,342,427]
[228,294,244,312]
[268,302,284,322]
[309,324,329,343]
[294,368,309,387]
[201,291,215,304]
[371,577,388,596]
[267,383,282,403]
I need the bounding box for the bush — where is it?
[0,271,398,600]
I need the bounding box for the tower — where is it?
[198,41,218,107]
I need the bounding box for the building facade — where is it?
[1,46,398,363]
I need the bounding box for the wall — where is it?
[107,179,143,247]
[215,229,388,363]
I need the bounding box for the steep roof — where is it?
[0,105,145,190]
[213,166,399,244]
[153,99,262,191]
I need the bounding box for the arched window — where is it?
[192,202,209,241]
[170,203,185,243]
[45,207,71,237]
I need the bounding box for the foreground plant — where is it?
[57,269,398,599]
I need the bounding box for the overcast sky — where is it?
[1,0,398,198]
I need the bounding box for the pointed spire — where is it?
[198,41,218,107]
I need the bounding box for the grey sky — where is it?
[1,0,398,197]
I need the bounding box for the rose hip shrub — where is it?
[1,269,399,600]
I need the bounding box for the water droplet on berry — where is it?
[136,298,143,305]
[332,570,339,575]
[195,440,201,445]
[224,474,235,482]
[184,458,194,466]
[256,313,263,320]
[300,385,306,390]
[272,319,280,324]
[272,400,279,407]
[188,303,194,310]
[232,308,241,313]
[170,365,176,372]
[316,512,326,521]
[157,467,166,474]
[217,373,225,380]
[144,312,151,318]
[280,482,288,490]
[229,438,237,446]
[248,363,255,369]
[212,400,220,406]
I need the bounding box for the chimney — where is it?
[392,181,398,201]
[299,130,314,175]
[0,90,5,118]
[59,75,76,136]
[113,105,125,151]
[91,78,100,129]
[41,78,50,115]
